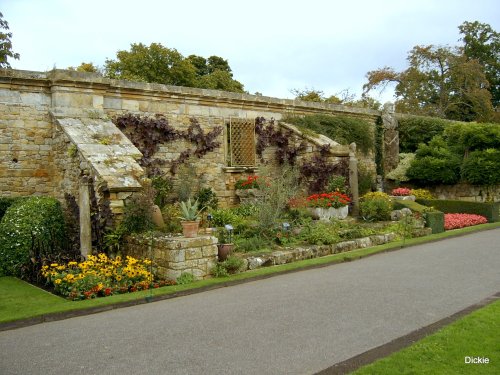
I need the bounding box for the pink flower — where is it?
[392,187,412,196]
[444,213,487,230]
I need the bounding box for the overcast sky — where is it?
[2,0,499,102]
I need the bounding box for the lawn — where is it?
[1,222,499,325]
[352,299,500,375]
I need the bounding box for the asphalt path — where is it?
[1,228,499,375]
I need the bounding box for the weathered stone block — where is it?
[185,248,203,260]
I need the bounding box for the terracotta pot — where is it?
[181,221,199,238]
[217,243,234,261]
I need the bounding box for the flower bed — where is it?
[306,192,350,208]
[444,213,488,230]
[42,253,173,300]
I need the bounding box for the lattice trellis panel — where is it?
[229,118,256,167]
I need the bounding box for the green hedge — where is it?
[398,116,450,153]
[284,114,374,154]
[393,200,444,234]
[416,199,499,223]
[0,196,67,276]
[0,197,23,221]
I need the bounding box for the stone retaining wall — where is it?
[240,233,399,270]
[123,233,218,281]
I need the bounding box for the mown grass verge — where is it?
[351,299,500,375]
[1,222,499,326]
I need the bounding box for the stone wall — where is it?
[123,233,218,280]
[424,183,500,202]
[0,68,382,208]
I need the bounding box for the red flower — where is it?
[444,213,487,230]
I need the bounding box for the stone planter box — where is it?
[123,233,218,281]
[235,188,263,204]
[309,206,349,221]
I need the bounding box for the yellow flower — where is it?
[50,263,58,268]
[54,279,62,285]
[68,261,77,266]
[57,266,66,271]
[115,275,122,281]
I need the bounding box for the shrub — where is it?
[0,197,23,221]
[406,136,462,185]
[176,272,195,285]
[300,222,340,245]
[359,192,393,221]
[0,196,67,277]
[194,187,219,211]
[461,149,500,186]
[444,122,500,153]
[444,213,488,230]
[327,175,348,194]
[121,182,156,234]
[209,208,245,232]
[161,203,182,233]
[151,175,173,208]
[285,114,374,154]
[398,116,449,153]
[235,236,270,252]
[211,256,245,277]
[410,189,434,200]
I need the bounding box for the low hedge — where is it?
[416,199,499,223]
[393,200,444,234]
[0,196,67,277]
[0,197,23,221]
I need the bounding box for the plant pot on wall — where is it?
[181,221,200,238]
[217,243,234,261]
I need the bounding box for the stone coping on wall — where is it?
[0,69,381,120]
[51,113,144,192]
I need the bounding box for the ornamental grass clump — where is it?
[444,213,488,230]
[42,253,172,300]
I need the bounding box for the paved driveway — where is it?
[1,228,499,375]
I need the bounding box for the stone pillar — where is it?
[349,143,359,217]
[79,176,92,258]
[382,102,399,174]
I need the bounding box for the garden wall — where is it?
[0,69,384,210]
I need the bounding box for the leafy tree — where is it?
[104,43,244,92]
[104,43,197,86]
[363,45,493,122]
[0,12,20,68]
[459,21,500,109]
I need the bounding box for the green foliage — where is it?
[357,163,375,196]
[230,204,259,217]
[398,116,449,153]
[178,199,201,221]
[211,256,245,277]
[299,222,340,245]
[235,236,270,252]
[151,175,173,208]
[121,185,155,234]
[461,149,500,185]
[0,197,22,221]
[444,122,500,152]
[194,187,218,212]
[0,197,67,277]
[364,43,494,122]
[209,208,245,231]
[176,272,195,285]
[0,12,20,68]
[327,175,348,193]
[406,136,462,185]
[393,200,444,234]
[285,114,374,154]
[359,192,393,221]
[160,203,182,234]
[104,43,244,92]
[417,199,499,223]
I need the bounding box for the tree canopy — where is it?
[0,12,20,68]
[103,43,244,93]
[363,21,498,122]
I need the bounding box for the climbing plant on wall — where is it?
[113,114,222,175]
